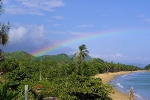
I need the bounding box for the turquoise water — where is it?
[110,72,150,100]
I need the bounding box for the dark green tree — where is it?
[75,44,89,75]
[0,84,18,100]
[144,64,150,70]
[0,0,9,61]
[0,58,19,73]
[75,44,89,64]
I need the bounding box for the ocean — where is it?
[110,71,150,100]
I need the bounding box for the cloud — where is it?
[137,14,146,18]
[7,24,53,53]
[9,26,28,43]
[101,25,107,28]
[102,15,106,16]
[145,18,150,23]
[49,31,88,36]
[3,24,74,55]
[90,53,150,64]
[53,15,63,20]
[77,24,94,28]
[137,14,150,24]
[4,0,65,15]
[66,31,87,36]
[9,24,46,45]
[52,24,61,26]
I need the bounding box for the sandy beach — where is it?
[95,71,134,100]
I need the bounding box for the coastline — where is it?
[95,70,148,100]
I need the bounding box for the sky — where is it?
[1,0,150,65]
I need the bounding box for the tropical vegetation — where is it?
[0,0,9,61]
[0,45,140,100]
[144,64,150,70]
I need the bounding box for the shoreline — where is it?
[95,70,148,100]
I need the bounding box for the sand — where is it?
[95,71,133,100]
[95,70,149,100]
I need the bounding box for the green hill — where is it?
[4,50,34,61]
[69,54,92,61]
[31,53,72,63]
[4,50,93,63]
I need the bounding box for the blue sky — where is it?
[1,0,150,65]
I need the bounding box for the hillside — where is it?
[4,50,34,61]
[4,50,93,63]
[69,54,92,61]
[31,53,72,63]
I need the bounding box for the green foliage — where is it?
[1,50,141,100]
[0,58,19,73]
[88,58,106,73]
[75,44,89,64]
[144,64,150,70]
[0,84,18,100]
[5,66,40,90]
[31,53,71,63]
[0,0,9,61]
[4,50,33,61]
[38,75,113,100]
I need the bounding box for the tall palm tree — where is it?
[0,1,9,61]
[0,24,9,61]
[0,24,9,45]
[75,44,89,64]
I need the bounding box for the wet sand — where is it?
[95,71,133,100]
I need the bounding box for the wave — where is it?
[116,83,123,88]
[121,74,128,77]
[121,72,134,77]
[134,93,148,100]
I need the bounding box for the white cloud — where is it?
[66,31,87,36]
[50,31,88,36]
[53,15,63,20]
[4,0,65,15]
[137,14,146,18]
[9,26,28,43]
[52,24,61,26]
[4,24,75,54]
[102,15,106,16]
[22,0,65,11]
[77,24,94,28]
[90,53,150,64]
[137,14,150,24]
[8,24,51,46]
[101,25,107,28]
[145,18,150,23]
[99,53,127,60]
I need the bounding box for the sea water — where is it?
[110,72,150,100]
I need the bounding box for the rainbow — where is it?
[31,29,144,56]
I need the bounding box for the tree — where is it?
[144,64,150,70]
[0,58,19,73]
[75,44,89,64]
[0,0,9,61]
[75,44,89,75]
[0,84,18,100]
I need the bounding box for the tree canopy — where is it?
[0,48,141,99]
[0,0,9,61]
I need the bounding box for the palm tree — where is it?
[0,1,9,61]
[74,44,89,76]
[0,84,18,100]
[75,44,89,64]
[0,25,9,45]
[0,24,9,61]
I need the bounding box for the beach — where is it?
[95,71,133,100]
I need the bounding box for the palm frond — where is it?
[2,33,9,45]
